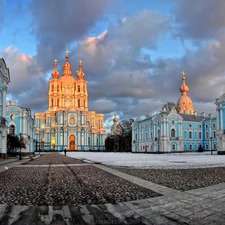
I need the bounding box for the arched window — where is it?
[172,144,175,150]
[158,130,160,138]
[51,98,53,107]
[83,85,85,92]
[199,132,202,139]
[135,133,137,140]
[57,98,59,107]
[9,125,15,135]
[78,85,80,92]
[189,131,192,139]
[57,85,59,92]
[189,144,192,150]
[52,85,54,92]
[206,132,208,139]
[78,99,80,107]
[145,132,147,139]
[213,131,216,139]
[171,129,175,137]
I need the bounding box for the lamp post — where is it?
[19,133,22,160]
[210,137,213,155]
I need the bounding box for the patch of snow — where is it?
[61,152,225,169]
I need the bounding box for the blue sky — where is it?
[1,0,225,130]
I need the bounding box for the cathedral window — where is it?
[83,85,85,92]
[189,131,192,139]
[52,85,54,92]
[199,132,201,139]
[189,124,192,128]
[135,133,137,140]
[189,144,192,150]
[172,120,174,125]
[78,99,80,107]
[51,98,53,107]
[213,144,216,150]
[213,131,216,139]
[206,132,208,139]
[57,98,59,107]
[206,125,208,129]
[172,144,175,150]
[206,144,208,150]
[158,130,160,138]
[78,85,80,92]
[145,132,147,139]
[57,85,59,92]
[171,129,175,137]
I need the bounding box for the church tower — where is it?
[177,71,195,115]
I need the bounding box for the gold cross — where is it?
[65,49,69,55]
[76,70,79,74]
[54,59,58,64]
[79,59,82,65]
[181,71,185,77]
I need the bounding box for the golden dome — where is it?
[51,59,60,79]
[77,60,85,80]
[177,71,194,114]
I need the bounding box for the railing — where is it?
[170,137,179,140]
[0,117,6,126]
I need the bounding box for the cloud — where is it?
[0,46,48,113]
[172,0,225,40]
[29,0,112,73]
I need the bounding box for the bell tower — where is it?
[76,60,88,111]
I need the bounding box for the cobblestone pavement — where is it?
[111,166,225,191]
[1,153,225,224]
[22,153,85,165]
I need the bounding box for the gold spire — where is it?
[79,59,82,65]
[65,49,69,56]
[54,59,58,70]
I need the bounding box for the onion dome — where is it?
[113,111,118,123]
[77,60,85,80]
[63,49,72,76]
[51,59,59,79]
[177,71,194,114]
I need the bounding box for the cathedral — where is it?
[132,71,218,153]
[34,51,106,151]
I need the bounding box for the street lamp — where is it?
[210,137,213,155]
[19,133,22,160]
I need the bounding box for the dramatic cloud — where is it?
[0,46,48,113]
[173,0,225,40]
[30,0,111,73]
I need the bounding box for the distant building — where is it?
[132,71,217,153]
[6,101,35,154]
[0,59,10,158]
[34,51,106,151]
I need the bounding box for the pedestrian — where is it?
[64,148,67,156]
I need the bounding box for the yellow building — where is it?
[34,51,106,151]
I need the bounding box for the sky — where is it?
[1,0,225,130]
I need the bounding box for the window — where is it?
[189,131,192,139]
[57,85,59,92]
[145,132,147,139]
[9,125,15,135]
[51,98,53,107]
[213,144,216,150]
[141,133,142,140]
[213,131,216,139]
[206,132,208,139]
[172,144,175,150]
[52,85,54,92]
[158,130,160,138]
[189,144,192,150]
[78,99,80,107]
[199,125,202,128]
[172,120,174,125]
[78,85,80,92]
[135,134,137,140]
[213,124,216,128]
[150,132,153,139]
[83,85,85,92]
[206,125,208,129]
[189,124,192,128]
[199,132,202,139]
[57,98,59,107]
[171,129,175,137]
[206,144,208,150]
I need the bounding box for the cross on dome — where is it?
[181,71,185,77]
[79,59,82,65]
[65,49,69,56]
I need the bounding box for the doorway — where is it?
[69,135,76,150]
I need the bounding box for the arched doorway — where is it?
[69,135,76,150]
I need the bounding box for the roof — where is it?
[179,114,206,122]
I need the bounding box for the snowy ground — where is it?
[61,151,225,169]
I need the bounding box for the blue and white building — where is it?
[132,72,218,153]
[0,58,10,158]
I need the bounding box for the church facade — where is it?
[132,72,218,153]
[0,58,10,158]
[34,51,106,151]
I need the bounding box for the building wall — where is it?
[0,58,10,158]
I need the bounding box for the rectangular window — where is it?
[206,132,208,139]
[206,144,208,150]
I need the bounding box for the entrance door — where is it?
[69,135,75,150]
